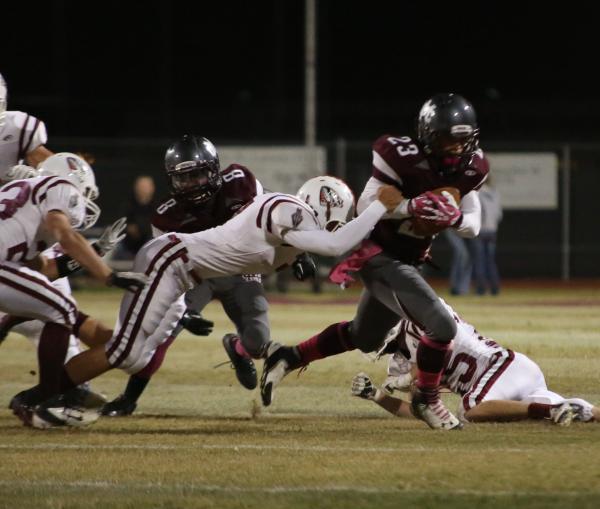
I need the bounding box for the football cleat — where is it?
[222,334,257,390]
[64,384,107,410]
[549,402,575,426]
[31,394,100,429]
[563,398,595,422]
[351,373,377,400]
[101,394,138,417]
[260,342,302,406]
[411,387,463,430]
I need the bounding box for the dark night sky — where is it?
[3,1,599,143]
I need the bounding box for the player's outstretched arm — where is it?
[283,186,403,257]
[351,373,413,418]
[36,211,147,291]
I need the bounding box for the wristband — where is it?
[55,254,83,278]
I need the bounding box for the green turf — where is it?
[1,284,599,509]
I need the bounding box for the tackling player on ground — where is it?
[350,300,598,426]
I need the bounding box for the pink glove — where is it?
[407,193,435,217]
[422,191,462,226]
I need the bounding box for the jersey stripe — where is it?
[31,177,74,205]
[372,151,402,184]
[17,114,30,161]
[106,236,183,361]
[255,195,282,227]
[37,179,78,204]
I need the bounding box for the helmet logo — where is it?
[66,156,83,173]
[419,100,437,123]
[320,185,344,222]
[292,208,304,228]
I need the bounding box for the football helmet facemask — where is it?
[38,152,101,230]
[296,176,356,231]
[417,93,479,174]
[164,135,222,205]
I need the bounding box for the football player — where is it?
[31,176,403,428]
[350,300,598,426]
[102,135,301,416]
[259,93,488,430]
[1,153,148,427]
[0,72,53,183]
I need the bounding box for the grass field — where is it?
[1,282,600,508]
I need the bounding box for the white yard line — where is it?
[0,442,535,453]
[0,479,596,497]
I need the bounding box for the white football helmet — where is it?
[296,176,355,231]
[0,72,7,127]
[38,152,100,229]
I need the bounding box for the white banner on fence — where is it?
[486,152,558,209]
[220,146,327,194]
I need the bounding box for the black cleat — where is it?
[222,334,257,390]
[9,387,42,427]
[259,343,302,407]
[101,394,137,417]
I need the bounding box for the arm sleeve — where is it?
[453,190,481,238]
[281,200,387,257]
[357,177,410,219]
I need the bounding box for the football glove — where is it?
[107,271,148,292]
[6,164,39,181]
[292,253,317,281]
[351,372,377,400]
[94,217,127,256]
[179,310,214,336]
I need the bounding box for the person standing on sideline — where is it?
[472,177,502,295]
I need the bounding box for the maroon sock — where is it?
[38,323,71,399]
[296,322,354,365]
[527,403,554,420]
[72,311,90,338]
[59,367,77,393]
[136,335,176,379]
[415,335,451,395]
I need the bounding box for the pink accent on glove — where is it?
[407,193,435,217]
[410,191,461,227]
[328,240,383,288]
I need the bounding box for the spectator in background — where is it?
[472,177,502,295]
[444,229,472,295]
[113,175,157,260]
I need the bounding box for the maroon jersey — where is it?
[152,164,259,234]
[369,134,489,264]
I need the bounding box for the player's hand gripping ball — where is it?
[409,187,461,236]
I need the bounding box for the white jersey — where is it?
[177,191,387,279]
[0,111,47,181]
[0,175,85,262]
[179,192,320,278]
[387,299,509,396]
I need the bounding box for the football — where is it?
[410,187,461,237]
